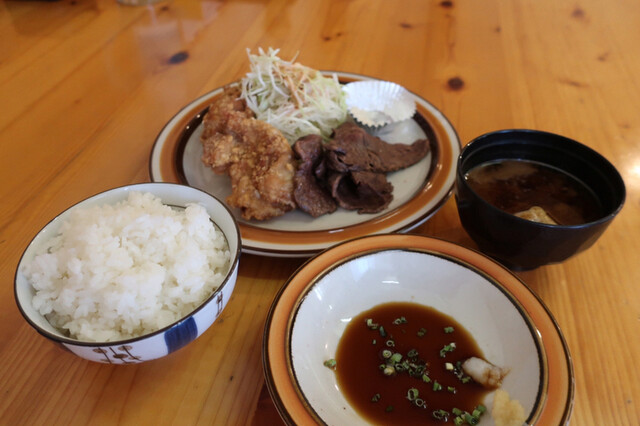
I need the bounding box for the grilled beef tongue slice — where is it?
[293,134,338,217]
[324,122,429,173]
[328,170,393,214]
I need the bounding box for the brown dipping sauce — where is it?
[334,302,490,425]
[464,159,602,225]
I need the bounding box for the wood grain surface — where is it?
[1,0,639,424]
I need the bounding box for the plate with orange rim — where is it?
[149,72,460,257]
[262,234,574,425]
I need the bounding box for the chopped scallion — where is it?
[432,409,450,420]
[392,316,407,325]
[406,388,419,401]
[366,318,379,330]
[439,342,457,358]
[323,359,336,369]
[465,413,479,425]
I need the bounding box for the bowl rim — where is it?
[14,182,242,347]
[263,233,574,425]
[456,128,626,229]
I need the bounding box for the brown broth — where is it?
[464,159,602,225]
[334,302,490,425]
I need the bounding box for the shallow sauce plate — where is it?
[149,72,460,257]
[263,234,574,425]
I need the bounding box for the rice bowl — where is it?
[22,191,230,342]
[15,183,241,364]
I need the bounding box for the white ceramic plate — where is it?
[263,234,574,425]
[149,72,460,257]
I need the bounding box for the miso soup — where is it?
[464,159,602,225]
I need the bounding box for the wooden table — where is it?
[1,0,638,424]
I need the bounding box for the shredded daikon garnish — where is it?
[239,47,347,144]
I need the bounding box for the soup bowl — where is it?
[455,129,625,270]
[263,234,574,425]
[15,183,241,363]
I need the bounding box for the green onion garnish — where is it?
[371,393,381,402]
[464,413,479,425]
[439,342,457,357]
[406,388,419,401]
[432,381,442,391]
[432,409,450,420]
[323,359,336,369]
[366,318,379,330]
[392,316,407,325]
[444,326,454,333]
[417,327,426,337]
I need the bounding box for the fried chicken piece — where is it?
[201,86,296,221]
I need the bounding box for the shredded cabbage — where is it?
[240,47,348,144]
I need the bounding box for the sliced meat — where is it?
[293,135,337,217]
[324,122,429,173]
[328,171,393,214]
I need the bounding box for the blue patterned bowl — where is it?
[15,183,241,364]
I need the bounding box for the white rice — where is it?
[22,192,231,342]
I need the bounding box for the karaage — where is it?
[201,86,296,221]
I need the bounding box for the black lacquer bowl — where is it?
[455,129,625,270]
